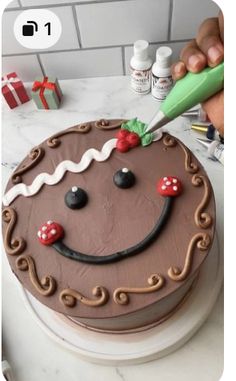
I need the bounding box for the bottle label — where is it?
[130,66,151,94]
[152,74,173,100]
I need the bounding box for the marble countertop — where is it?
[2,76,223,381]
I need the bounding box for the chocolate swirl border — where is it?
[2,207,26,255]
[168,232,211,282]
[192,174,212,229]
[178,140,199,174]
[113,274,165,305]
[163,134,198,174]
[60,286,109,308]
[16,254,56,296]
[47,123,91,148]
[11,147,45,184]
[94,119,126,130]
[163,134,177,147]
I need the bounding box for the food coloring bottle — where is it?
[130,40,152,94]
[151,46,173,101]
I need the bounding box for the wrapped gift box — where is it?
[31,76,63,110]
[2,72,30,109]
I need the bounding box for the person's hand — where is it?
[172,11,224,136]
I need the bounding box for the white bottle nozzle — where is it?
[134,40,149,61]
[156,46,172,68]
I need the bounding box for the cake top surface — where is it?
[2,119,215,318]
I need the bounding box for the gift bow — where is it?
[2,76,21,87]
[2,75,22,105]
[32,77,61,109]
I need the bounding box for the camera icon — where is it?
[22,21,38,36]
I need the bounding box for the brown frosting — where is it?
[16,254,56,296]
[113,274,165,305]
[2,207,26,255]
[167,232,211,281]
[60,286,109,308]
[47,123,92,148]
[2,119,215,330]
[192,174,212,229]
[11,146,45,184]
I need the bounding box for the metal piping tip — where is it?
[181,109,199,117]
[145,110,171,133]
[196,138,212,149]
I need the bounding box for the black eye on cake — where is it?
[38,176,182,265]
[113,168,136,189]
[65,186,88,209]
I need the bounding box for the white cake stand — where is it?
[18,232,223,366]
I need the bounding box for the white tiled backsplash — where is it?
[2,0,220,81]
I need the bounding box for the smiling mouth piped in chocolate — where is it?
[37,176,182,265]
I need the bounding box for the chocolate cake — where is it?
[2,118,215,332]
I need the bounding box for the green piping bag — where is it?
[146,62,224,133]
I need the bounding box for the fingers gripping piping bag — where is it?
[146,62,224,133]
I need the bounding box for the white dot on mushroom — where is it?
[173,186,178,191]
[161,185,166,190]
[173,179,177,184]
[166,181,171,186]
[42,233,47,240]
[37,231,41,238]
[51,229,57,235]
[42,226,47,231]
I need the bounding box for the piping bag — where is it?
[146,62,224,133]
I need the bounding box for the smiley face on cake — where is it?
[2,119,215,332]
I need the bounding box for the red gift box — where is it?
[2,72,30,109]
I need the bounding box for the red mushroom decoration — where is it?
[157,176,182,197]
[37,220,64,246]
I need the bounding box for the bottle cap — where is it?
[133,40,149,60]
[156,46,172,68]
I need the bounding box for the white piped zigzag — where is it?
[3,138,117,206]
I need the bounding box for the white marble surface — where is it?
[2,76,223,381]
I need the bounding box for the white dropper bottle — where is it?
[151,46,173,101]
[130,40,152,94]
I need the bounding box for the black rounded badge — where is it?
[113,168,136,189]
[65,186,88,209]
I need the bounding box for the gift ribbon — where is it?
[2,76,22,106]
[32,77,61,110]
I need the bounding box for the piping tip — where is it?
[196,138,212,149]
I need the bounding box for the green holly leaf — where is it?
[141,133,153,146]
[121,118,147,136]
[121,118,153,146]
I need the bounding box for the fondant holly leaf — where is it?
[121,118,153,147]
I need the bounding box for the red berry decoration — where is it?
[116,138,130,153]
[37,220,64,246]
[126,132,140,148]
[157,176,182,197]
[116,129,130,140]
